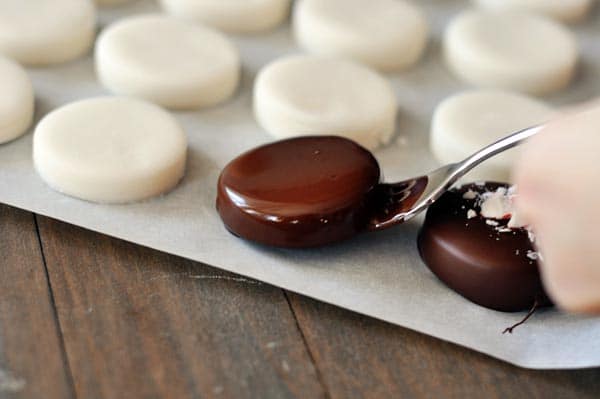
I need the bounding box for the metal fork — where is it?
[369,125,543,230]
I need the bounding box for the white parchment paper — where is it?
[1,0,599,369]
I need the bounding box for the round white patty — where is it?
[293,0,428,72]
[431,90,555,182]
[444,10,578,95]
[159,0,291,33]
[96,15,240,110]
[254,55,397,150]
[95,0,132,6]
[0,57,34,144]
[0,0,96,66]
[473,0,593,23]
[33,97,188,203]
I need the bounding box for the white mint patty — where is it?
[444,10,578,95]
[159,0,291,33]
[0,0,96,66]
[473,0,593,23]
[0,56,34,144]
[254,55,397,150]
[95,0,133,6]
[431,90,554,182]
[96,14,240,110]
[33,97,188,203]
[293,0,428,71]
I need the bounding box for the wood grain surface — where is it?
[0,206,73,399]
[287,293,600,399]
[1,203,599,399]
[35,214,324,399]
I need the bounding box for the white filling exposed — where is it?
[33,97,188,204]
[293,0,428,71]
[96,14,240,110]
[444,10,578,95]
[462,189,478,199]
[159,0,291,33]
[479,187,514,220]
[473,185,540,241]
[464,185,540,255]
[253,55,397,150]
[527,250,543,261]
[0,0,96,66]
[507,209,527,228]
[0,56,34,144]
[478,186,528,228]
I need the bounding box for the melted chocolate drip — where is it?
[417,182,552,312]
[503,300,539,333]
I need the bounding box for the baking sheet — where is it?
[1,0,600,369]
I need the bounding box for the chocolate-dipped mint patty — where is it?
[217,136,381,247]
[217,136,429,247]
[418,182,552,312]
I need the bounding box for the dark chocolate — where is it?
[217,136,426,247]
[417,182,552,312]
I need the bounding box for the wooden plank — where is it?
[36,215,326,399]
[287,293,600,399]
[0,205,74,399]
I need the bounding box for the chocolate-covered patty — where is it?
[418,182,551,312]
[217,136,381,248]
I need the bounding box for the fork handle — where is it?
[367,124,544,231]
[450,124,544,183]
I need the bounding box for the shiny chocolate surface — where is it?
[418,182,551,312]
[217,136,381,247]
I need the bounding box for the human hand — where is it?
[513,103,600,313]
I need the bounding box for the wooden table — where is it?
[1,203,599,398]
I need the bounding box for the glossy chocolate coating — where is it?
[418,183,551,312]
[217,136,381,247]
